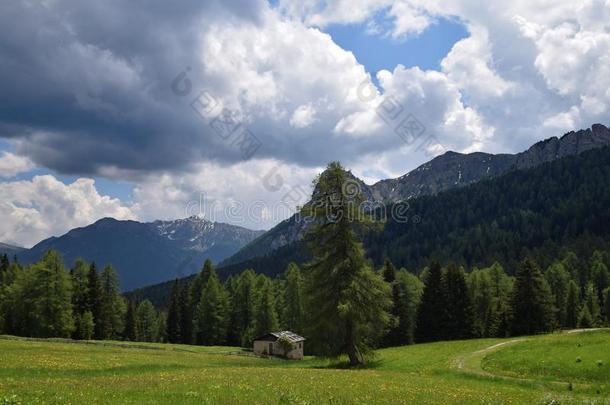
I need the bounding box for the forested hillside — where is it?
[367,144,610,273]
[219,124,610,266]
[228,145,610,279]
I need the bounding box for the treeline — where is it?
[1,248,609,346]
[0,252,162,342]
[162,248,610,348]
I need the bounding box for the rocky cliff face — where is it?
[220,124,610,267]
[514,124,610,169]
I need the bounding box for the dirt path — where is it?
[453,338,525,375]
[452,329,608,392]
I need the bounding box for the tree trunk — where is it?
[347,343,360,366]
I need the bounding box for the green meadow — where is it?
[0,330,608,404]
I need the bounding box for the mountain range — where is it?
[15,217,264,291]
[219,123,610,268]
[0,242,25,256]
[5,123,610,295]
[129,128,610,307]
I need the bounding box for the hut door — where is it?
[268,342,273,355]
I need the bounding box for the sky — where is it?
[0,0,609,247]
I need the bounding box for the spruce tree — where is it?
[590,252,609,317]
[603,287,610,325]
[545,261,570,328]
[388,270,423,346]
[99,265,126,339]
[193,269,228,345]
[381,259,400,346]
[179,283,193,344]
[565,280,580,328]
[577,305,593,328]
[510,258,554,335]
[303,162,391,365]
[124,300,138,341]
[78,311,95,340]
[0,254,9,285]
[71,259,90,316]
[382,259,396,283]
[30,250,74,338]
[229,270,257,346]
[87,262,103,339]
[416,261,446,343]
[488,298,511,337]
[443,263,473,340]
[136,300,158,342]
[468,268,492,338]
[166,280,182,343]
[252,279,279,340]
[282,263,304,333]
[582,283,602,327]
[0,261,24,335]
[156,312,167,343]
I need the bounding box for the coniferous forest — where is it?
[1,160,609,361]
[1,245,609,351]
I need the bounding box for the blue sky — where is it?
[324,17,468,79]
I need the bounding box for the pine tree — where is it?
[87,262,103,339]
[561,251,581,285]
[577,305,593,328]
[0,254,9,284]
[136,300,158,342]
[565,280,580,329]
[389,270,423,345]
[0,261,24,335]
[381,259,401,346]
[165,280,182,343]
[99,265,126,339]
[282,263,304,333]
[582,283,602,327]
[179,283,192,344]
[303,162,391,365]
[443,263,473,340]
[590,251,609,318]
[29,250,74,338]
[229,270,257,346]
[156,312,167,343]
[193,269,228,345]
[124,300,138,341]
[488,298,511,337]
[545,261,570,328]
[382,259,396,283]
[510,258,555,335]
[252,279,279,340]
[77,311,95,340]
[71,260,90,315]
[603,287,610,325]
[416,261,446,342]
[71,259,90,339]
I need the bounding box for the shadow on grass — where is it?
[310,358,385,370]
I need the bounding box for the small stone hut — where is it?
[253,331,305,360]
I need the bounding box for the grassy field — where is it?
[0,330,608,404]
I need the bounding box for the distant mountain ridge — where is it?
[220,123,610,267]
[0,242,25,256]
[19,216,264,291]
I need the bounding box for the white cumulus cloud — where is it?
[0,175,136,247]
[0,152,35,178]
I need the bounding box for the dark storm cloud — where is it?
[0,0,266,177]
